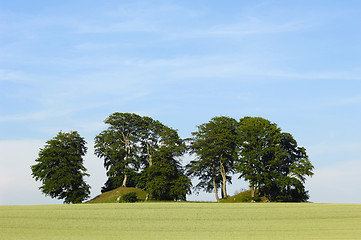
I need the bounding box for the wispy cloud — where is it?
[69,3,201,35]
[0,69,28,82]
[264,70,361,81]
[113,55,361,82]
[72,19,158,34]
[336,95,361,105]
[0,111,51,123]
[74,42,128,51]
[168,18,312,40]
[0,105,97,128]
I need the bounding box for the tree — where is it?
[138,147,191,201]
[186,156,223,202]
[187,116,238,202]
[236,117,280,198]
[94,113,142,191]
[269,132,314,202]
[137,119,191,200]
[235,117,314,202]
[95,112,191,200]
[31,131,90,204]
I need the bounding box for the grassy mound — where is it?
[87,187,148,203]
[220,190,267,203]
[220,190,252,203]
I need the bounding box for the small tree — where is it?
[31,131,90,204]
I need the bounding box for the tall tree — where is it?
[236,117,281,198]
[31,131,90,204]
[94,113,142,191]
[235,117,314,202]
[95,112,191,199]
[187,116,238,202]
[270,132,314,201]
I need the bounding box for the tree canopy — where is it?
[187,116,238,202]
[31,113,314,203]
[235,117,314,202]
[94,113,142,191]
[94,112,191,200]
[187,116,314,202]
[31,131,91,204]
[138,147,191,201]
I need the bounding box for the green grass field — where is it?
[1,203,361,239]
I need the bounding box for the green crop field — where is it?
[1,203,361,239]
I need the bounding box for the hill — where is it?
[87,187,148,203]
[220,190,267,203]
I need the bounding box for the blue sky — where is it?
[1,0,361,204]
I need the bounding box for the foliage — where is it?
[235,117,314,202]
[95,112,191,200]
[94,113,142,190]
[138,148,191,201]
[120,192,138,203]
[187,116,238,202]
[31,131,90,204]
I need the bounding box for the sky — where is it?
[1,0,361,205]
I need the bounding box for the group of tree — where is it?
[32,113,191,203]
[187,116,314,202]
[31,113,314,204]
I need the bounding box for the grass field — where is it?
[1,203,361,239]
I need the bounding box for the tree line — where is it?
[31,112,314,204]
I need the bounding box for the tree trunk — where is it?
[222,178,227,199]
[249,181,254,198]
[122,174,127,187]
[147,142,152,167]
[122,144,130,188]
[122,138,131,188]
[219,161,227,199]
[213,178,220,203]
